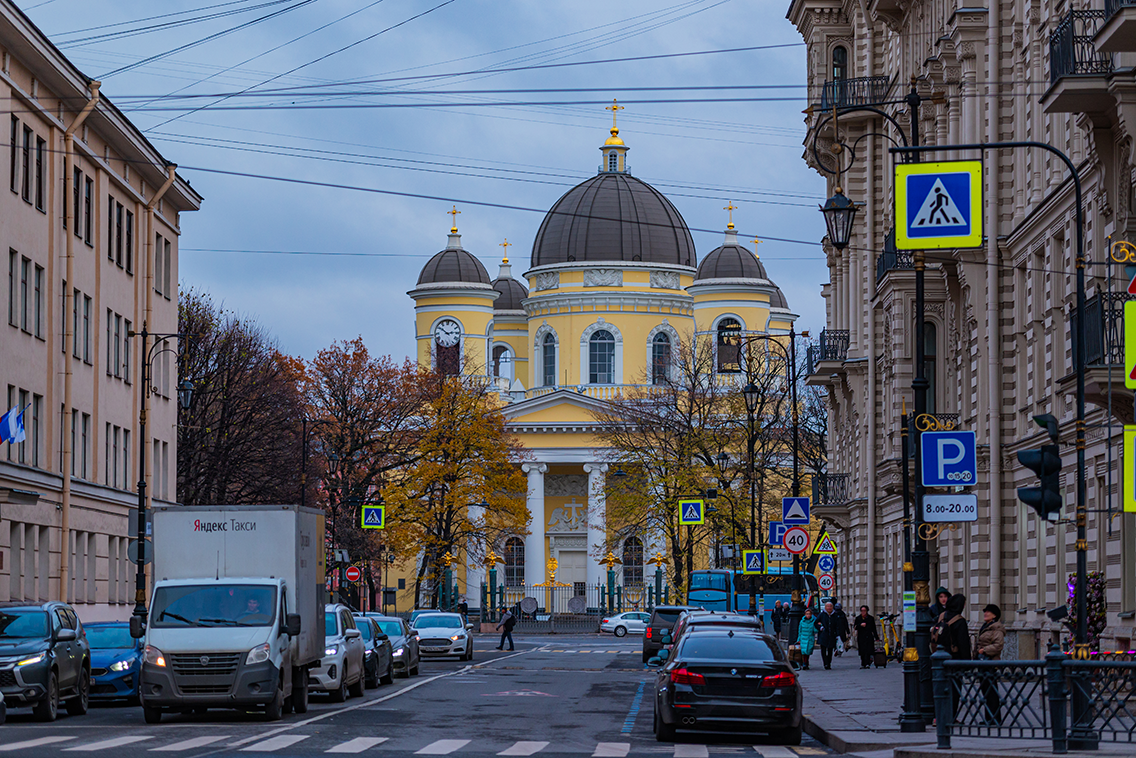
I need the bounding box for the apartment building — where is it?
[0,1,201,620]
[788,0,1136,650]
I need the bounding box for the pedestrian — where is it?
[930,586,951,619]
[495,607,516,651]
[778,601,790,632]
[816,601,845,669]
[936,593,971,718]
[833,602,850,656]
[797,607,818,670]
[772,600,783,638]
[853,605,879,669]
[976,603,1005,725]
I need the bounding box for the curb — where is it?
[802,715,926,753]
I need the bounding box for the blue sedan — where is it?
[85,622,142,703]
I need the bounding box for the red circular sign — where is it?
[818,573,835,591]
[344,565,362,582]
[783,526,810,555]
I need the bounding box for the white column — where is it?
[522,463,547,588]
[466,501,485,607]
[583,463,608,591]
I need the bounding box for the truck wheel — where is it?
[264,683,284,721]
[32,671,58,722]
[65,668,90,716]
[291,671,309,714]
[143,705,162,724]
[328,677,347,703]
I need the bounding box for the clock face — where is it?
[435,320,461,347]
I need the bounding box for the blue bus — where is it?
[688,568,821,630]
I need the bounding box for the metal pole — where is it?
[788,326,804,644]
[132,325,150,623]
[899,408,924,730]
[300,419,308,510]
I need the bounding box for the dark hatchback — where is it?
[642,605,701,663]
[651,628,802,744]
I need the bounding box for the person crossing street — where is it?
[495,607,516,651]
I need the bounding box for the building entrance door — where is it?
[558,550,586,607]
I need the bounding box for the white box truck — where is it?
[134,504,325,723]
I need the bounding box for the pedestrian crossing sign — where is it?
[742,549,765,575]
[1126,301,1136,389]
[678,499,705,525]
[895,160,983,250]
[361,504,385,529]
[1124,426,1136,513]
[813,532,838,555]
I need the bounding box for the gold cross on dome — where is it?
[606,98,624,133]
[500,238,512,264]
[752,237,763,258]
[448,205,461,233]
[724,201,738,230]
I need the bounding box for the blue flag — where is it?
[0,405,26,445]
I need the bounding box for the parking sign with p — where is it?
[920,431,977,487]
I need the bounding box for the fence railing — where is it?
[818,76,893,110]
[1050,10,1114,84]
[812,472,851,507]
[1072,292,1126,367]
[876,250,914,282]
[1105,0,1136,18]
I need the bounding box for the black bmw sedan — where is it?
[651,628,802,744]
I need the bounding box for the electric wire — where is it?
[56,1,294,48]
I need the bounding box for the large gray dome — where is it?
[417,248,490,285]
[530,173,696,268]
[695,243,768,280]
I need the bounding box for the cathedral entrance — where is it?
[558,550,587,597]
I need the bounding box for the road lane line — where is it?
[65,737,154,752]
[592,743,630,757]
[415,739,470,755]
[755,748,797,758]
[150,736,231,751]
[326,738,389,753]
[497,741,548,756]
[0,737,77,752]
[241,735,311,752]
[674,746,709,758]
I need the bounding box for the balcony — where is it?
[875,229,913,283]
[812,472,850,508]
[1096,0,1136,53]
[805,330,849,384]
[817,76,893,111]
[1062,293,1132,420]
[1043,10,1115,114]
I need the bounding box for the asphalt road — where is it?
[0,635,832,757]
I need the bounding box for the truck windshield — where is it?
[150,585,277,628]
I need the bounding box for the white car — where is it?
[600,611,650,637]
[412,613,474,660]
[309,604,365,702]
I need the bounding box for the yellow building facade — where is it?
[407,120,797,606]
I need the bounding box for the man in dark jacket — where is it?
[853,605,879,669]
[772,601,784,638]
[495,608,516,651]
[943,594,971,659]
[816,601,847,669]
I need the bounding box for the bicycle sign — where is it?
[922,493,978,522]
[782,526,809,555]
[817,573,835,592]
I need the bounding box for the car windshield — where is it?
[415,615,461,629]
[86,626,135,649]
[377,620,403,636]
[150,585,277,628]
[357,621,374,641]
[325,613,339,637]
[678,633,780,661]
[0,610,49,638]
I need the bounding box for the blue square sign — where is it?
[768,521,787,548]
[920,431,977,487]
[782,497,810,525]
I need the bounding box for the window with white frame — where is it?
[717,318,742,373]
[589,329,615,384]
[651,332,672,384]
[504,537,525,587]
[542,332,556,387]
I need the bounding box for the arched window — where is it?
[504,537,525,587]
[717,318,742,373]
[589,329,616,384]
[622,536,644,586]
[492,345,513,382]
[608,152,619,172]
[923,322,937,414]
[651,332,672,385]
[832,46,848,81]
[542,332,557,387]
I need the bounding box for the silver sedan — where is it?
[411,613,474,661]
[600,611,651,637]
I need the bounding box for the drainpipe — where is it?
[59,80,100,602]
[986,6,1003,611]
[864,21,878,611]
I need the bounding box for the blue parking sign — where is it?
[768,521,787,548]
[920,431,977,487]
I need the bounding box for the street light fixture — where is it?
[819,188,857,250]
[742,382,760,414]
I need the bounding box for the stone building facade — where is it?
[788,0,1136,650]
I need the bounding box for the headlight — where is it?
[392,647,405,656]
[16,652,46,666]
[143,646,166,667]
[450,633,465,642]
[325,645,339,657]
[246,643,271,665]
[109,659,133,672]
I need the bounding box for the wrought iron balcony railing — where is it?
[1049,10,1113,84]
[806,330,850,376]
[813,472,850,507]
[1071,292,1126,368]
[874,228,913,282]
[818,76,893,110]
[1105,0,1136,17]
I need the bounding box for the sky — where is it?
[24,0,829,362]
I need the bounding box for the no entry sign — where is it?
[344,565,362,583]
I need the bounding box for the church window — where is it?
[589,329,615,384]
[832,46,848,81]
[492,345,513,382]
[608,152,618,172]
[504,537,525,587]
[717,319,741,373]
[542,333,556,387]
[622,536,644,586]
[651,332,671,385]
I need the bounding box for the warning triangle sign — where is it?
[814,533,838,555]
[912,179,966,228]
[783,500,808,522]
[1128,270,1136,296]
[1130,363,1136,382]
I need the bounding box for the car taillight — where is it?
[669,668,706,686]
[602,619,610,624]
[762,671,797,688]
[646,628,652,639]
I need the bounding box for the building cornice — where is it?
[522,260,696,281]
[522,290,695,317]
[408,282,499,301]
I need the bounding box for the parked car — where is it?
[0,602,90,721]
[642,605,701,663]
[365,614,420,678]
[352,614,394,688]
[651,627,802,744]
[1,690,6,724]
[85,622,143,703]
[412,613,473,660]
[669,611,763,648]
[600,612,650,637]
[309,604,365,702]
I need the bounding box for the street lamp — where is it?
[819,188,857,251]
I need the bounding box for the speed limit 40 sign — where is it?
[818,573,835,592]
[782,526,810,555]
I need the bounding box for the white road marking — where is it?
[497,741,549,756]
[415,739,470,754]
[326,738,389,753]
[592,743,630,757]
[0,737,77,752]
[755,748,798,758]
[240,735,310,752]
[150,736,231,751]
[65,737,154,752]
[674,746,709,758]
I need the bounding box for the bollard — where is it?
[932,649,952,748]
[616,585,623,612]
[1046,644,1068,754]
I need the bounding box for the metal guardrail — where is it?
[818,76,893,110]
[1049,10,1114,84]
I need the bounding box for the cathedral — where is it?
[407,112,797,603]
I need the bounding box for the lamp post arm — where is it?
[811,106,911,177]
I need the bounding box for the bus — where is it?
[687,567,821,630]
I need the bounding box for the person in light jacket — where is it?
[976,604,1005,724]
[797,607,819,670]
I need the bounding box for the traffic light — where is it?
[1017,414,1062,521]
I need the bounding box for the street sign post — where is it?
[920,430,978,486]
[344,565,362,583]
[782,526,809,555]
[768,521,787,548]
[679,499,705,525]
[1125,426,1136,513]
[767,548,792,562]
[361,504,385,529]
[813,533,838,555]
[817,554,835,573]
[922,493,979,522]
[782,497,810,525]
[903,591,917,632]
[128,539,152,565]
[1126,301,1136,389]
[895,160,983,250]
[818,573,835,592]
[741,549,765,575]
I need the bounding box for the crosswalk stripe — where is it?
[755,748,797,758]
[0,737,77,752]
[497,742,548,756]
[65,737,154,752]
[415,740,470,755]
[592,743,630,757]
[240,736,310,752]
[150,737,231,752]
[674,746,709,758]
[326,738,389,754]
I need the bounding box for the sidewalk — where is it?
[796,645,1131,758]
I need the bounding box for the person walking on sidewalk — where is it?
[976,603,1005,725]
[832,603,849,656]
[816,601,845,669]
[853,605,879,669]
[930,586,951,620]
[934,594,971,717]
[798,607,818,670]
[495,607,516,651]
[772,600,784,639]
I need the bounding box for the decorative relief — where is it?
[533,272,559,291]
[584,269,623,287]
[650,271,680,290]
[550,535,586,551]
[547,498,587,533]
[545,475,586,497]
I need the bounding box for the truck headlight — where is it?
[246,643,271,665]
[109,659,133,672]
[16,652,46,666]
[325,645,338,657]
[144,646,166,668]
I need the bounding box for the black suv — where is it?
[0,602,91,721]
[642,605,701,663]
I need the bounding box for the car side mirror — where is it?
[660,631,673,645]
[345,628,361,639]
[465,624,473,631]
[57,628,77,642]
[410,630,419,637]
[284,614,302,637]
[656,648,669,662]
[129,616,145,639]
[376,632,389,641]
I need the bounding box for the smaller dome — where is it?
[696,231,768,280]
[417,235,490,285]
[769,286,789,309]
[492,260,528,310]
